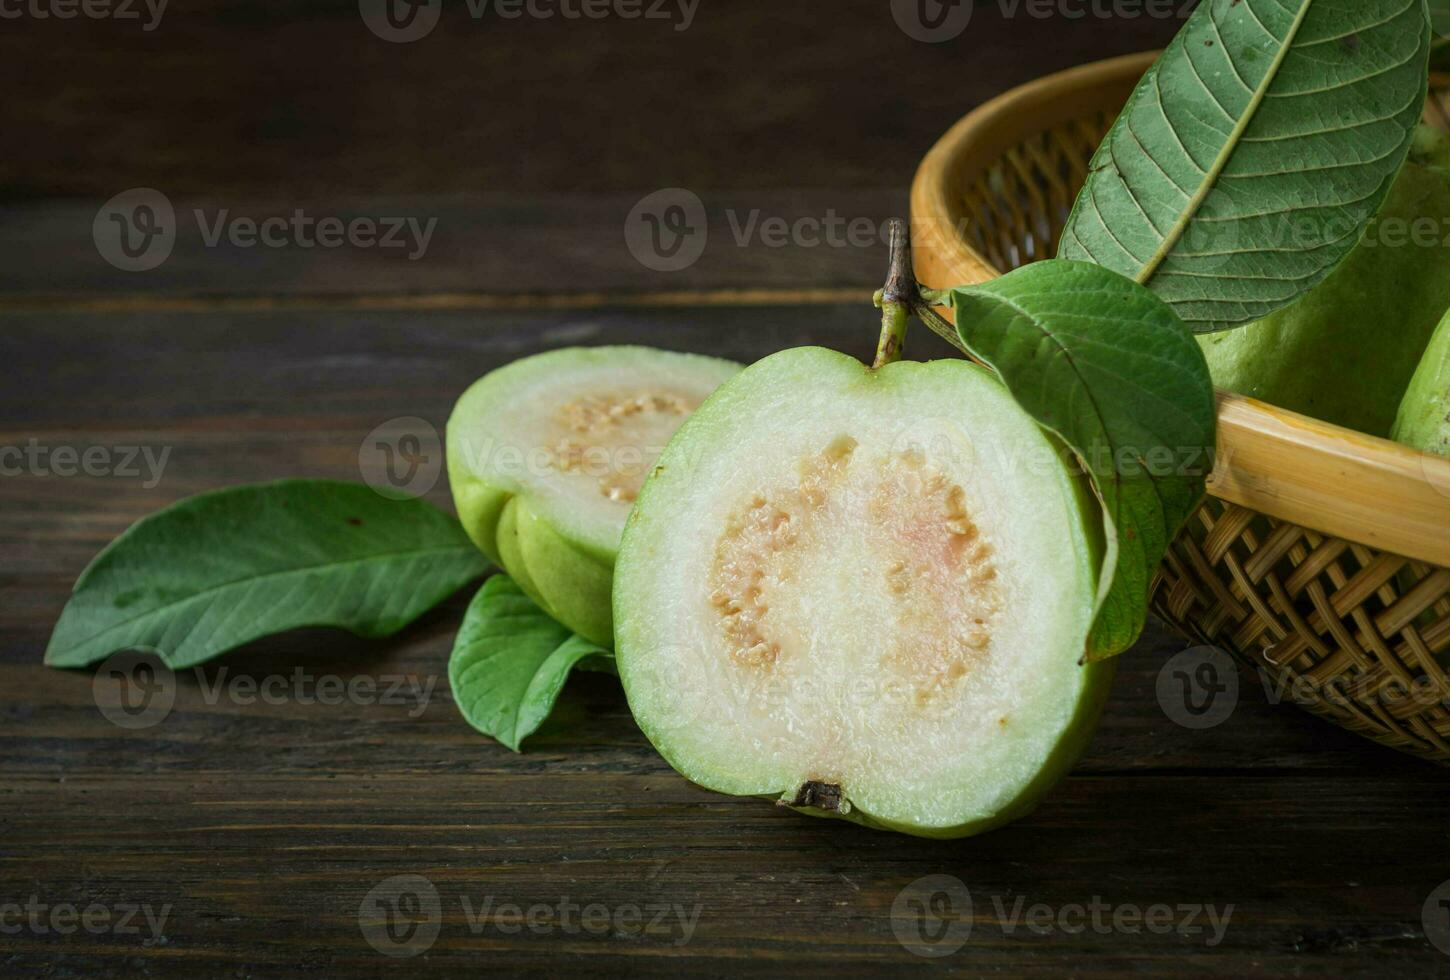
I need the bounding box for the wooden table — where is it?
[4,6,1450,977]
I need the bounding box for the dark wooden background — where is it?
[5,1,1450,976]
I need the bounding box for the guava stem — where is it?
[872,218,915,369]
[871,218,969,365]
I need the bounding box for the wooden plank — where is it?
[6,305,1450,975]
[0,769,1444,976]
[0,6,1179,204]
[3,191,906,298]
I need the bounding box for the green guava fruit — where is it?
[1198,129,1450,436]
[613,347,1113,838]
[447,346,740,646]
[1392,305,1450,457]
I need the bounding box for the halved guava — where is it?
[614,347,1113,838]
[447,346,740,646]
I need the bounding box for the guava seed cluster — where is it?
[550,390,698,504]
[708,433,1003,706]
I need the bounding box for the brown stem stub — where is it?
[784,781,845,812]
[880,218,916,308]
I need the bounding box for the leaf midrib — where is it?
[1136,0,1318,285]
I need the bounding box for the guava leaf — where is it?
[449,575,614,752]
[45,480,489,669]
[944,260,1216,660]
[1058,0,1430,333]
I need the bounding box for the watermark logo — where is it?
[0,440,171,487]
[889,877,1233,954]
[359,417,443,499]
[358,877,701,956]
[889,417,975,470]
[360,874,443,958]
[359,0,441,41]
[618,642,712,738]
[479,0,699,29]
[360,0,698,42]
[93,651,177,730]
[0,0,168,30]
[94,661,438,729]
[93,188,176,272]
[625,198,964,271]
[458,894,700,944]
[625,188,708,272]
[0,896,171,946]
[1424,879,1450,955]
[891,874,973,957]
[891,0,972,43]
[1156,645,1239,730]
[992,894,1232,944]
[95,191,438,273]
[193,209,437,258]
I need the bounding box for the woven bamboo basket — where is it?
[912,51,1450,763]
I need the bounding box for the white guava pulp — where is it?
[614,347,1113,837]
[447,346,741,646]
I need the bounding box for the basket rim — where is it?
[909,51,1450,569]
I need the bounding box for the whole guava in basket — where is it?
[612,347,1114,838]
[1198,127,1450,436]
[1392,305,1450,457]
[447,346,740,646]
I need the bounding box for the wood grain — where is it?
[0,4,1179,202]
[1,190,905,299]
[5,3,1448,974]
[5,304,1450,975]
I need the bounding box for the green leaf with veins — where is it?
[945,260,1216,660]
[45,479,489,669]
[1059,0,1430,333]
[449,575,614,752]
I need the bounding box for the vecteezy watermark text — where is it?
[891,874,1232,957]
[94,188,439,272]
[194,209,436,258]
[0,440,170,488]
[0,896,171,947]
[891,0,1199,44]
[358,0,698,43]
[358,874,702,957]
[93,652,437,730]
[0,0,167,30]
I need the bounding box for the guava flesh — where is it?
[1393,306,1450,457]
[614,347,1113,837]
[1199,131,1450,436]
[446,346,740,645]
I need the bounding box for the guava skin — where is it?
[615,347,1115,838]
[446,346,741,648]
[1199,135,1450,436]
[1392,305,1450,457]
[775,652,1115,839]
[448,418,619,648]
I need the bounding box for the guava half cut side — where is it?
[614,347,1113,838]
[447,346,740,645]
